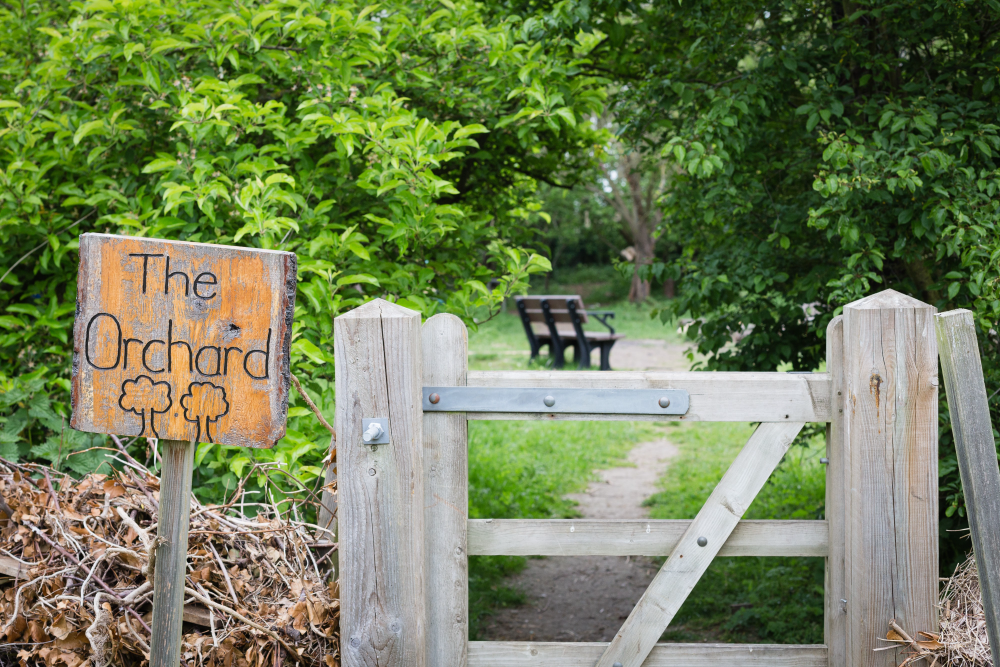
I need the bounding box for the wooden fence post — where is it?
[335,299,426,667]
[842,289,938,667]
[935,309,1000,655]
[422,314,469,666]
[826,314,847,667]
[149,438,196,667]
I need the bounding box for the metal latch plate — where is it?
[422,387,689,416]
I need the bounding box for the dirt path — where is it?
[480,437,679,642]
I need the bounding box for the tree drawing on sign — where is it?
[119,375,172,438]
[180,381,229,443]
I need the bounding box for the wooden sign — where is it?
[71,234,297,448]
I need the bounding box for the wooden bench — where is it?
[514,295,624,370]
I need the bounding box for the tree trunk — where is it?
[663,278,675,299]
[628,208,655,303]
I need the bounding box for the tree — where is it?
[0,0,606,499]
[119,375,172,438]
[587,115,668,302]
[511,0,999,570]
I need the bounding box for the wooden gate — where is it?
[332,290,939,667]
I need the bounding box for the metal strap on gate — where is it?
[422,387,690,415]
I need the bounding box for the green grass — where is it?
[645,421,827,644]
[467,419,661,638]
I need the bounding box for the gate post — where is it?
[825,314,847,667]
[335,299,426,667]
[841,290,938,666]
[422,314,469,666]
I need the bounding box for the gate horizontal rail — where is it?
[468,519,828,557]
[461,370,832,422]
[467,641,828,667]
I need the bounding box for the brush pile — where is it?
[0,454,339,667]
[885,553,992,667]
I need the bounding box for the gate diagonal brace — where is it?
[422,387,689,416]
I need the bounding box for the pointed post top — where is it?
[336,297,420,320]
[844,288,934,311]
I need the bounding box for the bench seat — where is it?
[514,295,625,370]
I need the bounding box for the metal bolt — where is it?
[429,392,440,404]
[614,663,623,667]
[368,468,376,476]
[543,395,555,407]
[363,422,384,443]
[350,637,361,648]
[697,536,708,547]
[658,397,671,408]
[820,457,830,464]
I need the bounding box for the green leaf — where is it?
[336,274,380,287]
[123,42,145,61]
[453,123,489,139]
[265,173,296,187]
[0,100,22,109]
[73,120,106,145]
[142,157,177,173]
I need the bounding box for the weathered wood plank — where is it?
[843,290,938,667]
[0,555,28,579]
[936,309,1000,654]
[336,299,425,667]
[422,314,469,667]
[149,438,195,667]
[468,519,827,557]
[596,421,806,667]
[71,234,297,449]
[825,314,847,667]
[468,642,827,667]
[465,371,831,422]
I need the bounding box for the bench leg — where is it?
[599,341,614,371]
[550,339,566,369]
[577,342,592,370]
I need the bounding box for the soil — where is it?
[479,437,679,642]
[608,338,691,372]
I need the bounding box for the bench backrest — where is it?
[516,295,589,335]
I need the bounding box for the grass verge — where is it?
[645,421,827,644]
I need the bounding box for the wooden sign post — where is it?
[70,234,296,667]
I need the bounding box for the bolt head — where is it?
[658,397,671,408]
[543,395,555,407]
[429,392,440,404]
[614,663,624,667]
[697,536,708,547]
[820,457,830,464]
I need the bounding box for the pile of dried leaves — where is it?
[885,553,992,667]
[0,450,339,667]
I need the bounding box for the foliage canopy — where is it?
[0,0,606,501]
[514,0,1000,568]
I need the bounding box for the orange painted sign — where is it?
[71,234,297,448]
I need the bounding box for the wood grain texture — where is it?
[825,315,847,667]
[468,519,827,557]
[0,555,28,578]
[465,371,831,422]
[336,299,426,667]
[149,439,195,667]
[936,309,1000,653]
[843,289,938,667]
[468,641,827,667]
[71,234,297,448]
[596,421,806,667]
[422,313,469,667]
